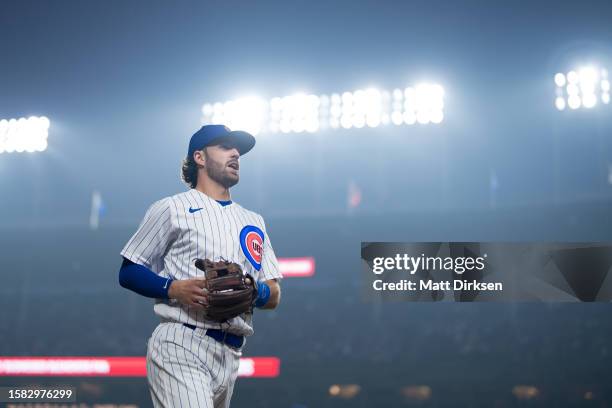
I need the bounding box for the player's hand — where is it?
[168,278,208,310]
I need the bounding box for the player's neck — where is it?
[195,179,231,201]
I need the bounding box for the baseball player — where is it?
[118,124,282,407]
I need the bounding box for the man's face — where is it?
[202,142,240,188]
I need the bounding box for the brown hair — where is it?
[181,154,199,188]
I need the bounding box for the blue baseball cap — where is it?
[188,125,256,158]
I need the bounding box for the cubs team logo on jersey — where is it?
[239,225,264,270]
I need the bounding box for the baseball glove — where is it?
[194,258,257,323]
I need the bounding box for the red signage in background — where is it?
[0,357,280,378]
[278,257,315,277]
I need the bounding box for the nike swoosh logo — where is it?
[188,207,203,213]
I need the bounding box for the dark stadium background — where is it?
[2,0,612,406]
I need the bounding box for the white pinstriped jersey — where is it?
[121,188,282,337]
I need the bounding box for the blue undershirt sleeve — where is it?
[118,257,173,299]
[254,280,271,308]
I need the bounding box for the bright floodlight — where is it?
[202,96,267,135]
[272,93,320,133]
[412,83,444,125]
[340,88,386,129]
[554,65,609,111]
[568,95,581,110]
[0,116,50,154]
[554,73,566,87]
[555,97,566,111]
[201,82,445,135]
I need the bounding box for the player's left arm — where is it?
[259,279,281,310]
[255,215,283,310]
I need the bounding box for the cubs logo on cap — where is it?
[240,225,264,270]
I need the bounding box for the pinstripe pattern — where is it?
[121,189,283,336]
[147,322,241,408]
[123,189,282,407]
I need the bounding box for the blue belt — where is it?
[183,323,244,349]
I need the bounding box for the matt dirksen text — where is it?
[373,279,503,291]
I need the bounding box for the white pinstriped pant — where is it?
[146,322,242,408]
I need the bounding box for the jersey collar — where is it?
[191,189,234,208]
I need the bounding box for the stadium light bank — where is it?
[0,116,50,154]
[554,65,610,111]
[201,83,445,136]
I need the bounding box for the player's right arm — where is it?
[119,258,208,309]
[118,197,207,309]
[119,257,173,298]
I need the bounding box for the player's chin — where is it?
[223,173,239,188]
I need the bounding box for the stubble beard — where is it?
[206,158,239,189]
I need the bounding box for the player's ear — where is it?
[193,149,206,167]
